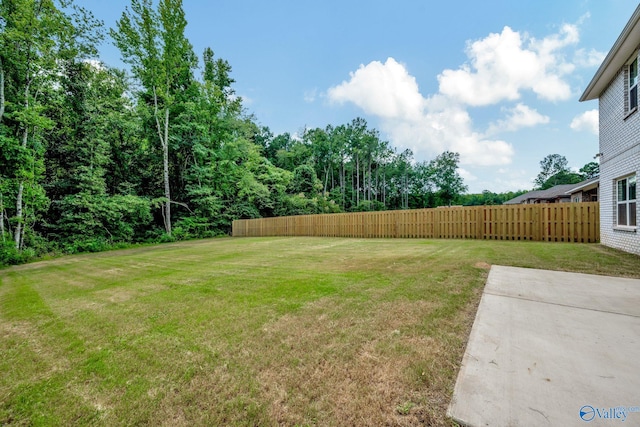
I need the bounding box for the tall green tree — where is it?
[534,154,571,189]
[0,0,101,250]
[44,60,151,248]
[429,151,467,206]
[389,148,414,210]
[411,160,436,208]
[112,0,197,236]
[305,127,334,194]
[534,154,600,190]
[579,161,599,179]
[173,47,253,237]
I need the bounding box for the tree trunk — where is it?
[331,166,335,191]
[356,155,360,206]
[0,57,5,122]
[323,165,329,195]
[14,78,32,250]
[154,86,172,236]
[14,181,23,249]
[382,170,387,209]
[375,164,379,203]
[0,191,5,242]
[404,173,409,209]
[163,107,171,236]
[340,160,345,207]
[14,127,28,249]
[368,159,372,202]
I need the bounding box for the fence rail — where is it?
[232,202,600,243]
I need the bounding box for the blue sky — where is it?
[76,0,637,193]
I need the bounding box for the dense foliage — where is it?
[534,154,599,190]
[0,0,526,265]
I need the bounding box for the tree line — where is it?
[4,0,578,265]
[0,0,477,265]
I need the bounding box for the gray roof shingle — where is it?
[504,182,589,204]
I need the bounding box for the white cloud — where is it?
[470,168,534,193]
[385,118,514,166]
[491,177,534,192]
[326,20,596,169]
[486,103,550,135]
[304,88,318,103]
[327,59,514,166]
[573,48,606,68]
[570,109,599,135]
[458,168,477,182]
[437,25,579,106]
[328,58,425,121]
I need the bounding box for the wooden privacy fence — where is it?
[232,202,600,243]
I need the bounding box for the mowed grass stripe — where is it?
[1,237,639,426]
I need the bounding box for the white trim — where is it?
[565,178,599,194]
[580,5,640,102]
[615,174,637,227]
[613,226,637,232]
[628,55,639,112]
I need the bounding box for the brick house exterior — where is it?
[567,177,599,203]
[581,6,640,255]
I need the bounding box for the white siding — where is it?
[599,68,640,255]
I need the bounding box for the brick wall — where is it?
[599,68,640,255]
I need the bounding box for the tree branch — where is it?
[169,200,193,214]
[152,85,166,149]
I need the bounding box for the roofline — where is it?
[580,5,640,102]
[565,178,600,194]
[504,194,571,205]
[504,186,579,204]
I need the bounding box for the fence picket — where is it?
[232,202,600,243]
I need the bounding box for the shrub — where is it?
[0,239,33,266]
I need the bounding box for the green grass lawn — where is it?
[2,237,640,426]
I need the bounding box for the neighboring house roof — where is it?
[503,191,541,205]
[530,184,577,200]
[504,183,578,204]
[580,5,640,101]
[565,177,599,195]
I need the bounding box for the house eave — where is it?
[566,182,599,194]
[580,5,640,102]
[565,178,600,194]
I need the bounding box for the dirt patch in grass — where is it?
[256,297,455,426]
[474,261,491,269]
[94,287,141,304]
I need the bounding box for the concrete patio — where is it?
[447,265,640,426]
